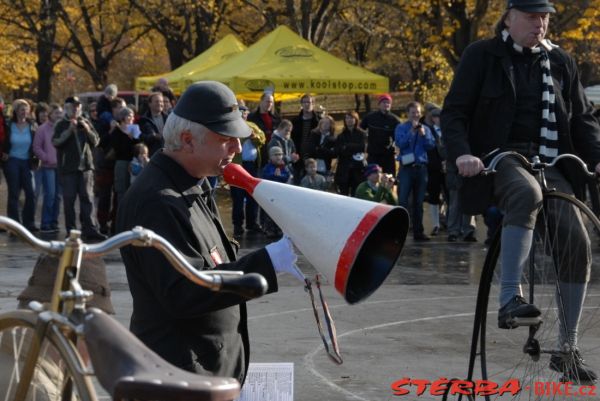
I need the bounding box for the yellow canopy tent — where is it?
[135,34,246,95]
[185,26,389,101]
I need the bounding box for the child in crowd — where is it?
[355,163,396,205]
[262,146,292,237]
[267,119,299,168]
[300,158,329,191]
[129,143,149,184]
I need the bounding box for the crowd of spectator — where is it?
[230,92,494,243]
[0,86,495,244]
[0,81,175,240]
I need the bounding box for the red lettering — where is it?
[564,382,573,396]
[551,382,565,396]
[391,378,411,396]
[534,382,546,396]
[588,385,597,396]
[412,379,430,396]
[429,378,450,396]
[498,379,521,396]
[450,380,474,396]
[474,380,499,396]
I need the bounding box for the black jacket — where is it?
[267,133,297,166]
[424,123,445,172]
[116,152,278,384]
[138,110,168,156]
[334,127,368,182]
[247,110,280,141]
[52,117,99,174]
[442,36,600,167]
[359,111,401,156]
[305,130,337,173]
[248,110,281,167]
[290,110,319,157]
[442,36,600,202]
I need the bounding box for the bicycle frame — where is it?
[0,216,267,401]
[458,152,600,400]
[485,151,597,194]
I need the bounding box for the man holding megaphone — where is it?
[116,81,304,386]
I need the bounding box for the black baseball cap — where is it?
[507,0,556,13]
[64,96,81,105]
[173,81,251,138]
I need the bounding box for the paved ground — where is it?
[0,187,598,401]
[0,234,486,401]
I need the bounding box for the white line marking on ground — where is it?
[303,312,475,401]
[303,302,600,401]
[249,295,477,320]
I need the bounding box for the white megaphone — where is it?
[224,163,409,304]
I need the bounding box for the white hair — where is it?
[105,84,118,97]
[163,113,209,151]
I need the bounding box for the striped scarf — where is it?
[502,29,559,161]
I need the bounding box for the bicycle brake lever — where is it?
[219,272,268,300]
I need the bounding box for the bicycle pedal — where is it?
[508,317,542,327]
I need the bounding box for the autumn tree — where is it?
[0,0,64,101]
[329,1,453,104]
[281,0,341,47]
[330,2,392,111]
[1,0,598,102]
[229,0,341,48]
[130,0,230,69]
[57,0,151,89]
[0,30,37,96]
[555,1,600,86]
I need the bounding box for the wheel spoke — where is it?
[0,311,95,401]
[468,193,600,400]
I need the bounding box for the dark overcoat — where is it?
[117,152,278,384]
[442,36,600,205]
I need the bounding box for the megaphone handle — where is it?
[316,276,341,356]
[282,233,306,281]
[306,275,343,365]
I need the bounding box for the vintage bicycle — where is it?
[0,216,268,401]
[448,151,600,401]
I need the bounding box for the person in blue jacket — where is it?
[395,101,436,241]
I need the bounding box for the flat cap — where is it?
[507,0,556,13]
[174,81,251,138]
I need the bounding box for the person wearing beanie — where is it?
[261,145,293,238]
[359,93,401,176]
[262,145,292,184]
[96,83,118,117]
[354,163,396,205]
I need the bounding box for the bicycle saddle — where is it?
[82,308,240,401]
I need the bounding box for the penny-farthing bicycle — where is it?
[451,152,599,401]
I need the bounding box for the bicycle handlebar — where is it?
[0,216,268,300]
[482,151,597,180]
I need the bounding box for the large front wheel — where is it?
[474,192,600,400]
[0,309,96,401]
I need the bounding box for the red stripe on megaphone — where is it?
[335,205,389,296]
